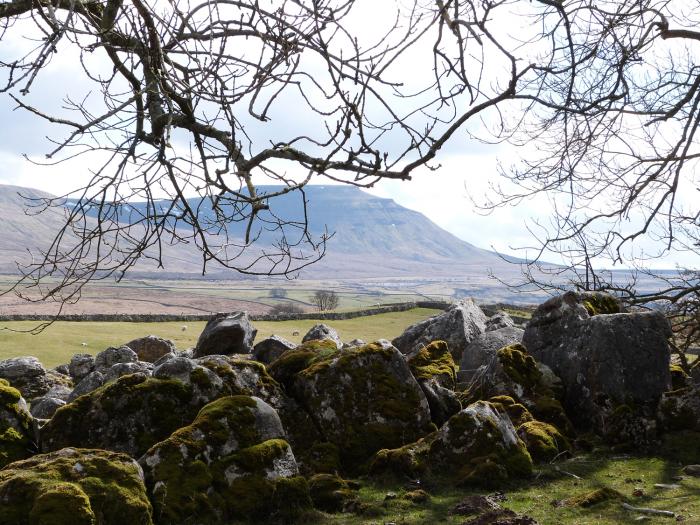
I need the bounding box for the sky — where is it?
[0,0,697,272]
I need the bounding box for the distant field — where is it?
[0,308,441,368]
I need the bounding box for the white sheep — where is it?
[181,325,188,331]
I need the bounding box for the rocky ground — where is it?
[1,292,699,524]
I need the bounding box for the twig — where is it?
[621,502,675,517]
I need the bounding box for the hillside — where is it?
[0,184,519,279]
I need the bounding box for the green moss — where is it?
[518,421,570,462]
[562,487,624,507]
[267,339,339,387]
[489,396,534,427]
[308,473,358,513]
[227,475,311,522]
[0,448,153,525]
[0,381,32,468]
[497,344,542,390]
[28,483,96,525]
[305,442,341,474]
[457,455,509,488]
[532,395,575,436]
[368,432,436,480]
[403,489,429,503]
[581,292,621,316]
[407,340,457,385]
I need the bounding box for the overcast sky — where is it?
[0,0,697,271]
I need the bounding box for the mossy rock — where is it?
[489,395,534,427]
[290,342,433,472]
[308,473,359,513]
[267,339,339,388]
[497,344,542,390]
[517,421,570,462]
[41,371,225,457]
[140,395,308,523]
[368,432,436,479]
[0,447,152,525]
[561,487,624,508]
[407,340,457,387]
[429,401,533,484]
[0,378,34,468]
[581,292,621,316]
[531,395,575,437]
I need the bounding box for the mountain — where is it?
[0,183,518,279]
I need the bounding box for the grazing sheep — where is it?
[292,330,300,337]
[81,342,88,347]
[181,325,188,331]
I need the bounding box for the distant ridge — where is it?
[0,183,519,279]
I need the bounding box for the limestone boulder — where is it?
[194,312,257,357]
[94,346,138,373]
[0,356,70,401]
[459,326,524,379]
[486,311,516,331]
[103,361,153,384]
[30,396,66,420]
[523,291,672,431]
[139,395,310,524]
[125,335,176,363]
[407,341,461,427]
[287,342,433,469]
[252,335,296,364]
[657,385,700,432]
[302,323,342,349]
[0,447,152,525]
[370,401,533,487]
[392,299,487,361]
[41,370,226,458]
[68,370,105,402]
[68,353,94,383]
[0,379,34,468]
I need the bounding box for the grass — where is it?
[304,436,700,524]
[0,308,441,368]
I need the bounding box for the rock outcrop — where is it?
[302,323,342,349]
[193,312,257,357]
[139,395,310,524]
[252,335,296,364]
[125,335,176,363]
[523,291,672,431]
[392,298,487,361]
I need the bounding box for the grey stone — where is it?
[153,356,195,382]
[0,356,65,400]
[252,335,296,364]
[392,298,487,361]
[45,384,73,402]
[103,361,153,383]
[68,371,105,401]
[94,346,138,373]
[486,311,516,331]
[194,312,257,358]
[53,364,70,376]
[302,323,342,349]
[459,326,524,377]
[69,353,94,383]
[418,378,461,427]
[523,291,672,431]
[125,335,176,363]
[30,397,66,419]
[152,352,176,367]
[343,338,366,350]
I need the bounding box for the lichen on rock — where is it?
[0,447,153,525]
[0,378,34,468]
[139,395,310,524]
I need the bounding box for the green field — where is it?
[0,308,441,368]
